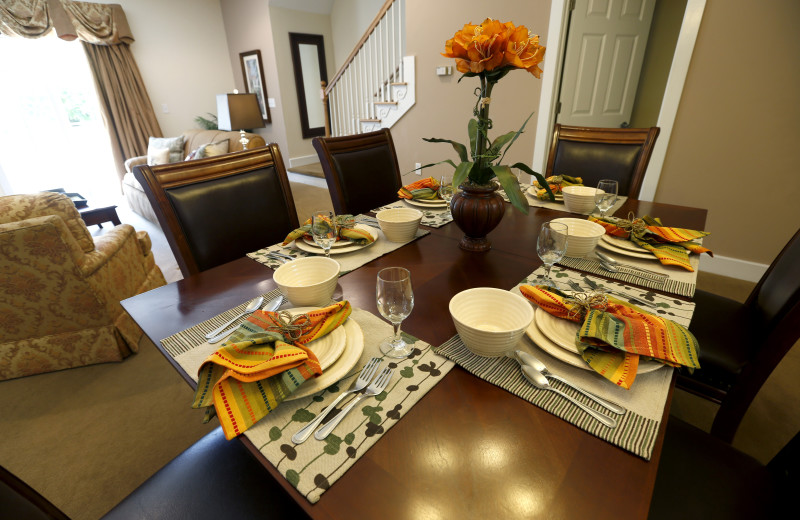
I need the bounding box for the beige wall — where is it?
[219,0,290,155]
[330,0,385,71]
[391,1,552,185]
[116,0,235,138]
[268,6,336,162]
[654,0,800,263]
[630,0,686,128]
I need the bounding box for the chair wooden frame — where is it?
[546,124,660,198]
[313,128,402,215]
[134,145,298,277]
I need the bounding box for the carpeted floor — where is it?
[1,184,798,518]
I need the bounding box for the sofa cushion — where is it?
[147,147,170,166]
[195,140,230,159]
[147,136,184,164]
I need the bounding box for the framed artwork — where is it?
[239,49,271,124]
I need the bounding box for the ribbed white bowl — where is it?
[449,288,534,357]
[562,185,599,214]
[551,217,606,258]
[273,256,340,306]
[376,208,423,243]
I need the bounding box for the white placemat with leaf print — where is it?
[371,200,454,228]
[160,306,454,503]
[435,265,695,460]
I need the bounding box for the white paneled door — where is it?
[557,0,656,128]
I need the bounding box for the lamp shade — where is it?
[216,93,265,131]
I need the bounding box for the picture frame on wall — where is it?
[239,49,271,124]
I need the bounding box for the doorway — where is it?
[0,33,119,203]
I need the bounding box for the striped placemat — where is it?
[434,337,665,460]
[558,256,697,297]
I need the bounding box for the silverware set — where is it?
[595,251,668,284]
[565,278,657,310]
[206,295,284,344]
[292,357,394,444]
[266,251,296,263]
[514,350,623,428]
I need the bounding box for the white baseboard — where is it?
[699,254,768,283]
[287,171,328,189]
[289,154,319,168]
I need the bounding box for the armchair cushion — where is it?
[147,136,184,164]
[0,192,167,381]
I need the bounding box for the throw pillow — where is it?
[147,147,170,166]
[147,136,184,164]
[195,140,230,159]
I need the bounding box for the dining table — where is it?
[121,196,707,520]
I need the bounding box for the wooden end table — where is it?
[79,204,121,228]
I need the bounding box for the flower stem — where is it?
[474,74,495,183]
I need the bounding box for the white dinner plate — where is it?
[530,307,665,374]
[286,307,347,371]
[535,308,581,354]
[601,234,649,253]
[598,236,658,260]
[526,310,591,371]
[302,236,357,249]
[294,224,378,255]
[285,317,364,401]
[403,198,448,209]
[526,186,563,201]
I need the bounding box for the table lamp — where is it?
[216,92,265,150]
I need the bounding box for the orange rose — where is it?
[442,18,514,74]
[504,26,546,78]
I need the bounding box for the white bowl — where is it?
[551,217,606,258]
[561,185,599,215]
[376,208,423,243]
[449,288,534,357]
[273,256,340,306]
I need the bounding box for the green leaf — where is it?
[488,130,517,158]
[404,159,458,176]
[468,119,478,160]
[269,426,282,441]
[291,408,315,423]
[422,137,468,163]
[286,469,300,487]
[457,71,479,82]
[453,161,474,188]
[323,435,342,455]
[511,163,555,201]
[344,432,355,444]
[491,165,528,214]
[498,112,535,164]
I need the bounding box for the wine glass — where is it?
[537,221,568,287]
[595,179,619,218]
[311,211,337,257]
[376,267,414,358]
[439,175,455,209]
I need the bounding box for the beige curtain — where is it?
[0,0,162,179]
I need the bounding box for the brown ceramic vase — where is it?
[449,182,506,252]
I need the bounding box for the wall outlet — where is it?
[161,103,169,113]
[415,163,422,175]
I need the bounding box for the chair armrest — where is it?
[124,155,147,174]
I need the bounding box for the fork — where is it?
[267,251,295,261]
[314,366,394,440]
[291,357,382,444]
[566,279,656,310]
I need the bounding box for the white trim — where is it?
[699,254,768,283]
[289,154,320,168]
[638,0,707,201]
[534,0,707,201]
[287,171,328,189]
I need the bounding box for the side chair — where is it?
[312,128,402,216]
[679,227,800,443]
[546,124,660,197]
[134,145,299,278]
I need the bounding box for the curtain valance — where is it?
[0,0,133,45]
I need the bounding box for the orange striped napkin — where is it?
[520,285,700,389]
[192,301,352,439]
[398,177,441,199]
[589,214,711,271]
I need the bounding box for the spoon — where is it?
[595,251,668,281]
[515,351,625,415]
[520,365,618,428]
[204,297,264,339]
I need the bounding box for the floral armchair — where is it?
[0,192,167,380]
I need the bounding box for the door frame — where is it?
[533,0,707,201]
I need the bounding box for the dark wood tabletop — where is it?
[122,200,707,520]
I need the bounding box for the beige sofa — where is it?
[0,192,167,380]
[122,129,266,224]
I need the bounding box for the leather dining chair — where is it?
[134,145,299,278]
[678,227,800,443]
[648,417,795,519]
[545,124,660,197]
[312,128,403,216]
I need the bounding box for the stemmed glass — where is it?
[311,211,337,257]
[595,179,619,218]
[537,221,568,288]
[439,175,455,210]
[376,267,414,358]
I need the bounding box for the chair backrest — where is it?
[1,464,70,519]
[546,124,660,197]
[312,128,402,216]
[711,227,800,440]
[133,145,299,277]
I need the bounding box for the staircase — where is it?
[323,0,414,137]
